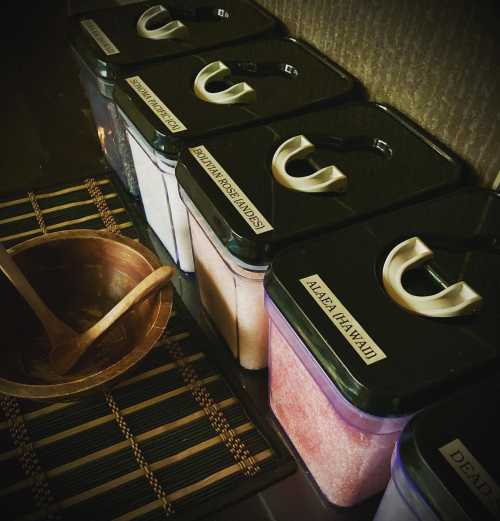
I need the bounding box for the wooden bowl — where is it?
[0,230,173,401]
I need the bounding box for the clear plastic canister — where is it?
[120,108,194,273]
[266,293,411,506]
[74,51,138,196]
[181,187,268,369]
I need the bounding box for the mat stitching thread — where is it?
[0,396,62,520]
[166,340,261,478]
[28,191,48,235]
[85,177,120,234]
[104,392,175,516]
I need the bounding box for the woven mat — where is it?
[0,176,294,521]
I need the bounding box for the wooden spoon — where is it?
[0,242,174,375]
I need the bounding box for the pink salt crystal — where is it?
[188,213,268,369]
[269,320,398,506]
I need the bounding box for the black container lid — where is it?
[70,0,282,79]
[176,102,465,267]
[399,378,500,520]
[114,37,361,158]
[264,188,500,416]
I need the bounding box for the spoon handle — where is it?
[79,265,175,351]
[0,242,63,327]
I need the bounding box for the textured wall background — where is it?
[257,0,500,186]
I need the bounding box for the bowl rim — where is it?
[0,229,174,400]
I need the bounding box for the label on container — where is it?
[126,76,187,134]
[300,274,386,365]
[189,146,274,235]
[439,439,500,517]
[80,19,119,56]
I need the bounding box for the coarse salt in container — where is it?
[114,37,360,273]
[265,187,499,506]
[375,378,500,521]
[176,102,465,369]
[70,0,280,196]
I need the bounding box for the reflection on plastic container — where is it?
[76,53,139,196]
[374,447,439,521]
[123,115,194,273]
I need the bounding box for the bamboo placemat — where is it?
[0,176,294,521]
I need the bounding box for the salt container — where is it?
[69,0,280,196]
[375,378,500,521]
[114,37,360,273]
[265,187,500,506]
[176,102,464,369]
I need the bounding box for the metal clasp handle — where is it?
[137,5,188,40]
[308,135,392,158]
[382,237,483,318]
[225,61,299,79]
[193,61,256,105]
[271,135,347,193]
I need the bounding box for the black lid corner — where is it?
[400,379,500,521]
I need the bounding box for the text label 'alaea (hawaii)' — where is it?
[300,274,386,365]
